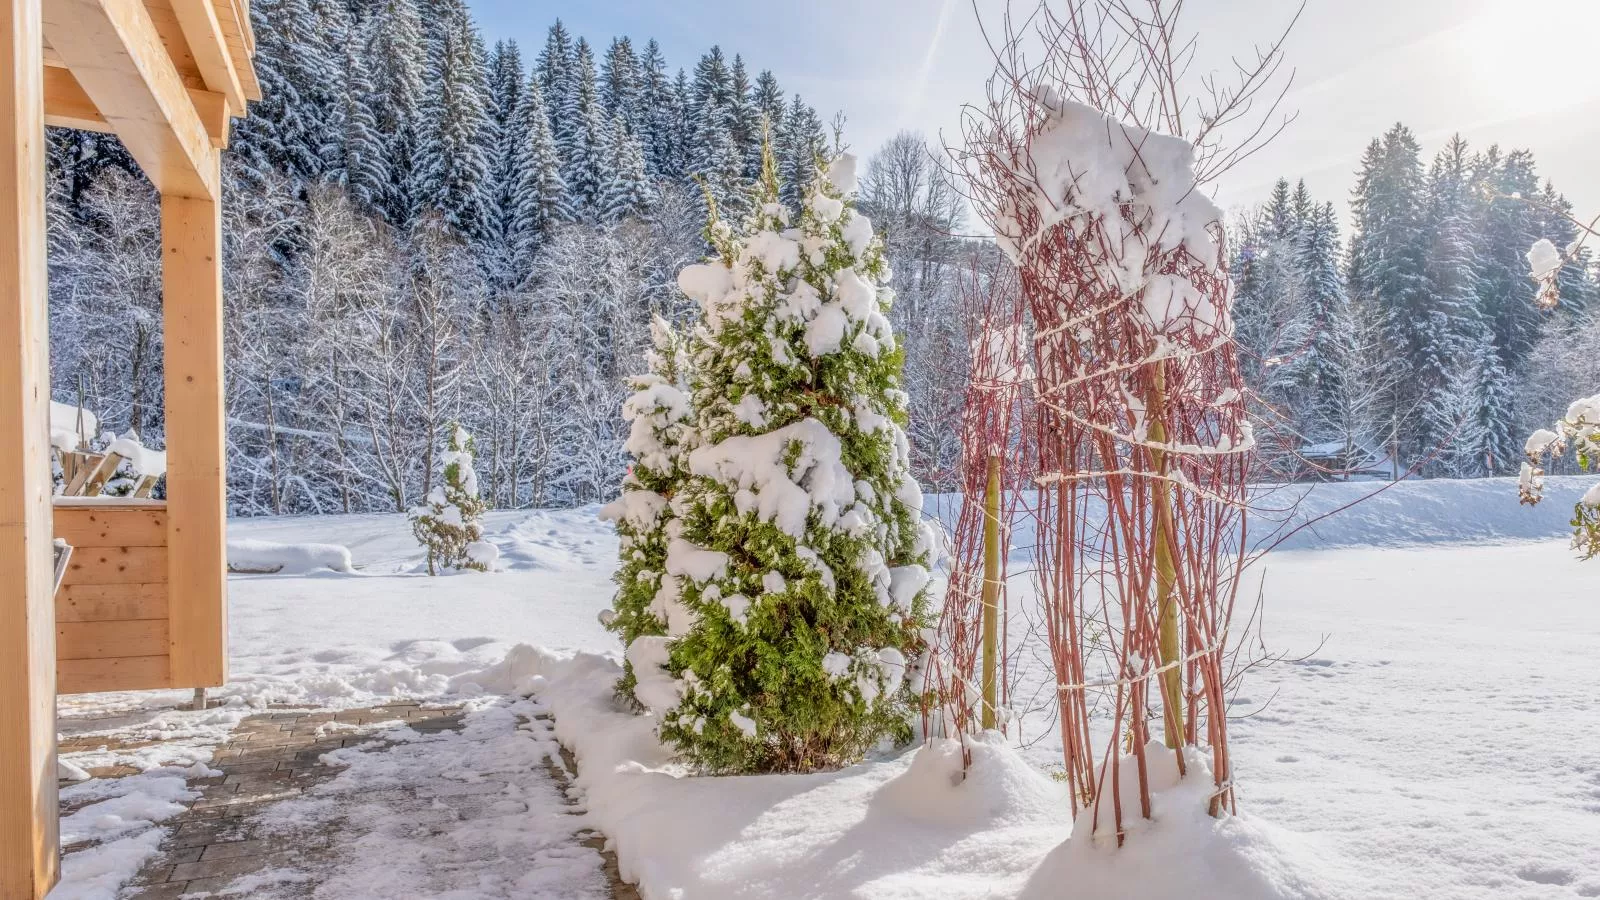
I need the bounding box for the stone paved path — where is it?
[59,701,634,899]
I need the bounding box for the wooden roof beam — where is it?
[42,0,219,200]
[44,63,231,148]
[169,0,243,118]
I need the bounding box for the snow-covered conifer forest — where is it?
[43,0,1599,517]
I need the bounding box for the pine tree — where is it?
[600,317,696,701]
[505,73,572,275]
[538,21,577,173]
[411,0,495,237]
[1416,135,1488,475]
[410,423,495,574]
[748,70,785,176]
[727,55,761,179]
[485,39,523,237]
[686,48,742,213]
[368,0,428,222]
[652,146,934,773]
[601,36,643,135]
[776,95,825,211]
[234,0,323,185]
[1348,123,1429,465]
[559,39,611,214]
[1295,201,1351,442]
[637,39,679,179]
[487,39,524,130]
[598,117,654,224]
[324,18,389,211]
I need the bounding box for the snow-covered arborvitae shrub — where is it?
[599,316,696,701]
[410,423,496,574]
[647,148,936,773]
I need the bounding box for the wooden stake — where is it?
[980,453,1001,731]
[1145,369,1185,750]
[0,0,61,891]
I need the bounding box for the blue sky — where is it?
[469,0,1600,224]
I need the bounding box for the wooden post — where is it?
[0,0,61,893]
[980,454,1001,731]
[162,163,228,688]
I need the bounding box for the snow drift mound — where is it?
[227,538,354,574]
[925,475,1600,555]
[1016,741,1337,900]
[879,733,1067,828]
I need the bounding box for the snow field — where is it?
[50,476,1600,898]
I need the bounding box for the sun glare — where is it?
[1454,0,1600,116]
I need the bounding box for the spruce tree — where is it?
[1296,201,1351,442]
[601,317,696,701]
[411,0,495,237]
[728,55,761,179]
[653,146,934,773]
[601,36,643,134]
[506,73,572,275]
[368,0,428,223]
[560,39,611,214]
[598,117,654,224]
[777,95,826,212]
[410,423,495,574]
[536,20,575,113]
[1417,136,1488,475]
[637,39,679,179]
[487,39,524,130]
[748,70,786,176]
[324,23,389,211]
[1348,123,1429,464]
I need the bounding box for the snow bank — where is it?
[228,538,354,574]
[924,475,1600,556]
[465,645,1330,900]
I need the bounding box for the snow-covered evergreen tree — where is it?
[505,73,573,275]
[600,317,696,701]
[559,39,612,215]
[727,55,761,179]
[601,36,643,135]
[1295,200,1350,442]
[598,117,655,224]
[324,16,389,211]
[776,95,826,212]
[1416,136,1489,475]
[410,423,495,574]
[748,70,785,176]
[637,39,679,179]
[367,0,428,222]
[1348,124,1429,464]
[410,0,494,237]
[643,146,935,773]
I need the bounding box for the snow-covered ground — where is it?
[55,477,1600,899]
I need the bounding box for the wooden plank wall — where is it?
[53,501,173,694]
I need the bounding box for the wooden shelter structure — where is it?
[1,1,257,895]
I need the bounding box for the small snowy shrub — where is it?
[600,316,696,701]
[1521,395,1600,558]
[1517,238,1600,558]
[642,148,935,773]
[410,423,495,574]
